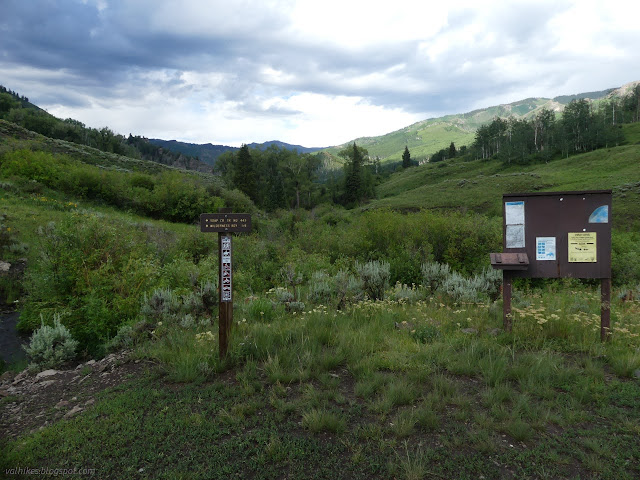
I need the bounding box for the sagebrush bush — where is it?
[141,288,181,322]
[24,315,79,370]
[355,260,390,301]
[440,271,483,304]
[388,282,423,304]
[307,270,364,308]
[308,272,333,305]
[421,262,451,293]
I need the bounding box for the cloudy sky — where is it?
[2,0,640,147]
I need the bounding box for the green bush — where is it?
[18,216,159,355]
[24,314,78,371]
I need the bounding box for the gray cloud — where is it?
[2,0,640,145]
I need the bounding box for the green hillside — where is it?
[372,123,640,231]
[323,84,637,165]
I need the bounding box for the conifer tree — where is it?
[402,145,411,168]
[233,144,257,201]
[341,143,366,205]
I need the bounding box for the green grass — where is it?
[372,144,640,230]
[3,114,640,478]
[3,285,640,479]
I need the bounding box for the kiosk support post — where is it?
[503,271,513,332]
[601,278,611,342]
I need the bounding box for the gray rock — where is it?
[64,406,83,418]
[634,369,640,379]
[39,380,56,387]
[12,370,29,384]
[461,328,478,335]
[36,369,59,380]
[55,400,70,409]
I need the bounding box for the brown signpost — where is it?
[490,190,612,340]
[200,209,252,358]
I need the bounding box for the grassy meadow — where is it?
[1,122,640,479]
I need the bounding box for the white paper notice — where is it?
[506,225,525,248]
[505,201,525,248]
[536,237,556,261]
[505,201,525,226]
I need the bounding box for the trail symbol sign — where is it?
[200,209,252,358]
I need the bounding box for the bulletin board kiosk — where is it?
[490,190,612,340]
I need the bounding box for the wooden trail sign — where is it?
[200,210,252,358]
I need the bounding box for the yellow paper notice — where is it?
[568,232,597,263]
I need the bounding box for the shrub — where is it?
[421,262,451,293]
[24,314,78,371]
[475,267,502,302]
[440,271,483,304]
[308,272,333,305]
[388,282,422,304]
[355,260,390,301]
[105,324,135,352]
[307,270,364,309]
[334,270,365,308]
[140,288,181,323]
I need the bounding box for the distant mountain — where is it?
[246,140,325,154]
[324,83,636,165]
[148,139,235,166]
[148,139,326,166]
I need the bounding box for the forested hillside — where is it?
[0,86,211,172]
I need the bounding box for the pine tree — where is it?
[448,142,457,159]
[402,145,411,168]
[341,143,366,205]
[233,144,257,201]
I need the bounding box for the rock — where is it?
[487,328,501,336]
[64,406,83,418]
[0,261,10,272]
[12,370,29,384]
[0,388,10,397]
[86,360,96,366]
[55,400,70,409]
[461,328,478,335]
[84,398,95,406]
[36,369,59,380]
[1,371,14,382]
[634,369,640,379]
[39,380,56,387]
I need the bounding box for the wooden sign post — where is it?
[200,209,252,359]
